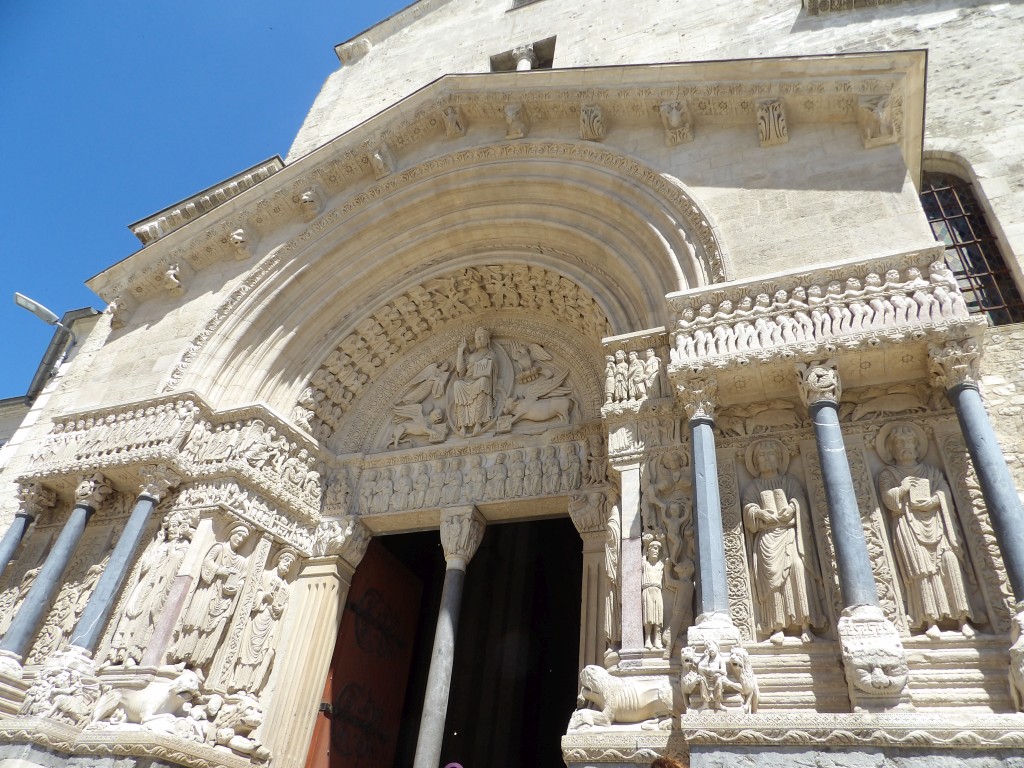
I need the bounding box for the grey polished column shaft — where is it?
[691,415,730,616]
[0,484,56,579]
[0,474,111,661]
[413,506,484,768]
[949,382,1024,599]
[70,466,180,652]
[808,400,879,608]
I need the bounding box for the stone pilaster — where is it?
[569,490,613,670]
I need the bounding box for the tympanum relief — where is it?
[384,327,576,448]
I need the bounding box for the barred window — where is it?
[920,172,1024,325]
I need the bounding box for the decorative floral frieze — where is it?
[667,247,984,374]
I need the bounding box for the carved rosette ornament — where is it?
[439,506,485,570]
[796,360,841,407]
[138,463,182,501]
[677,376,718,421]
[75,473,113,510]
[929,337,982,392]
[16,482,56,519]
[311,515,371,568]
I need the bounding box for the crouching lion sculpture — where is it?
[569,664,673,730]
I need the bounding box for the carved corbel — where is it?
[338,38,371,65]
[296,187,323,223]
[228,227,253,260]
[676,376,718,421]
[442,105,466,138]
[504,103,530,139]
[75,473,113,510]
[856,95,897,149]
[440,506,485,570]
[163,263,184,297]
[659,100,693,146]
[137,463,182,502]
[580,104,606,142]
[929,337,983,392]
[796,359,841,408]
[370,142,394,180]
[756,98,788,147]
[106,296,132,330]
[16,482,57,520]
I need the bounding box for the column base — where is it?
[838,605,913,713]
[0,652,29,717]
[687,613,741,652]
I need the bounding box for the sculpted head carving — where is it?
[745,438,789,478]
[228,524,252,550]
[876,421,929,466]
[738,295,754,311]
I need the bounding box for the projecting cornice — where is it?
[87,51,926,322]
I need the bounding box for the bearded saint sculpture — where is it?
[742,439,824,643]
[877,422,979,639]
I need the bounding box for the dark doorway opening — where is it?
[384,516,583,768]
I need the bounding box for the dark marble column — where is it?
[797,360,908,711]
[931,339,1024,602]
[413,506,485,768]
[69,464,181,653]
[0,484,55,579]
[0,474,111,672]
[678,376,738,648]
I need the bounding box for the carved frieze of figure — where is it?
[695,639,737,711]
[506,451,526,498]
[425,460,445,507]
[876,422,980,638]
[586,434,608,485]
[604,355,616,404]
[452,327,496,436]
[391,466,412,511]
[626,351,647,401]
[541,446,561,495]
[524,448,543,496]
[412,464,429,509]
[642,538,665,650]
[232,549,297,694]
[570,665,673,729]
[644,348,664,399]
[742,439,824,644]
[485,453,508,500]
[441,458,464,505]
[561,443,582,492]
[171,524,252,672]
[465,455,487,501]
[108,509,199,667]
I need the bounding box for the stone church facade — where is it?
[2,2,1024,767]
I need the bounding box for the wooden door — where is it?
[305,539,423,768]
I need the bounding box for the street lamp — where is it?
[14,292,77,345]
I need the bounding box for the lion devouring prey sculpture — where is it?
[570,665,674,729]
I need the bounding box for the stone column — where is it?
[931,338,1024,602]
[0,483,55,579]
[413,506,485,768]
[569,490,613,670]
[678,377,739,649]
[262,517,371,768]
[512,43,538,71]
[611,461,645,661]
[796,361,909,712]
[69,464,181,653]
[0,473,112,675]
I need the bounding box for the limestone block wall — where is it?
[289,0,1024,271]
[980,324,1024,496]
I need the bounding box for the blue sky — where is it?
[0,0,410,399]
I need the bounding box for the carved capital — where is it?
[74,473,113,510]
[137,463,182,501]
[440,506,485,569]
[796,359,841,407]
[568,490,609,535]
[929,337,982,392]
[511,44,538,70]
[16,482,56,518]
[312,515,371,567]
[677,376,718,421]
